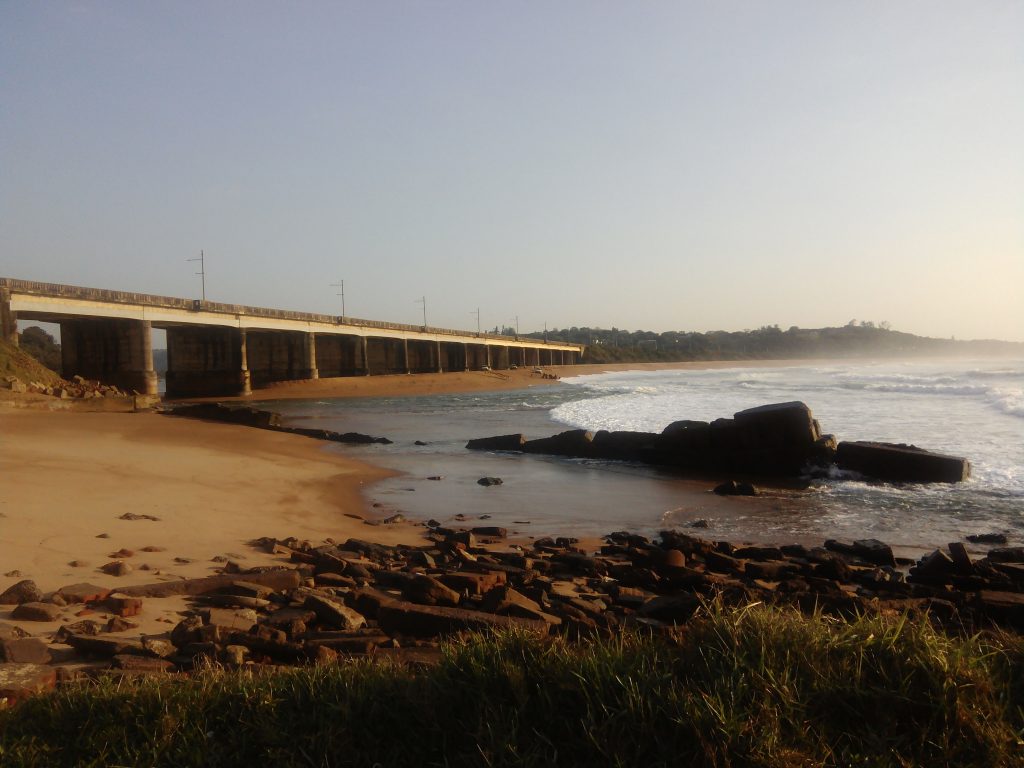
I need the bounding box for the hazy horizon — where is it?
[2,3,1021,341]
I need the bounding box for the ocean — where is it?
[259,357,1023,555]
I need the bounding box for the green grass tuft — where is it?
[2,602,1022,767]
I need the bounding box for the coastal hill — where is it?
[523,322,1024,364]
[0,335,62,387]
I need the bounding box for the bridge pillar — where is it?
[59,318,157,394]
[0,288,17,347]
[403,339,411,374]
[165,326,248,397]
[361,337,370,375]
[436,341,443,373]
[304,332,319,380]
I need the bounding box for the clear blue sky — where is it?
[2,2,1021,340]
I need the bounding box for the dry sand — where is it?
[0,408,428,638]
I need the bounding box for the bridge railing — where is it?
[1,277,580,348]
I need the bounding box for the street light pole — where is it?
[330,280,346,319]
[472,307,480,335]
[415,296,427,328]
[187,250,206,301]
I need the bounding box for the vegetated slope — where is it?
[0,336,62,386]
[18,325,61,371]
[524,323,1024,364]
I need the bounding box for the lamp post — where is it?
[330,279,346,319]
[187,250,206,300]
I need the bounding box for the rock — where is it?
[522,430,595,457]
[477,477,504,487]
[66,634,147,658]
[221,645,249,666]
[402,575,461,607]
[106,616,138,633]
[0,638,52,665]
[966,533,1008,545]
[0,580,44,605]
[713,481,758,496]
[105,593,143,617]
[910,549,955,582]
[465,434,527,451]
[472,526,508,538]
[100,561,133,577]
[118,513,160,521]
[382,514,405,524]
[110,655,175,673]
[440,571,506,596]
[116,568,302,598]
[0,623,29,642]
[11,602,61,622]
[637,594,700,623]
[304,595,367,630]
[984,547,1024,563]
[57,583,112,604]
[202,608,258,632]
[0,663,57,704]
[377,600,550,637]
[835,441,971,484]
[851,539,897,568]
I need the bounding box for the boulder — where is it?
[522,430,596,457]
[0,580,43,605]
[0,637,52,665]
[465,434,527,451]
[11,602,61,622]
[402,575,461,607]
[713,480,758,496]
[304,595,367,630]
[377,600,549,637]
[835,441,970,483]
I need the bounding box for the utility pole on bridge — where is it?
[188,250,206,301]
[330,279,346,320]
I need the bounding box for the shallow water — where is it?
[258,357,1024,553]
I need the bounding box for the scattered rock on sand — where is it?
[11,602,61,622]
[100,561,132,577]
[477,477,504,486]
[119,513,160,521]
[0,579,43,605]
[713,480,758,496]
[968,533,1008,544]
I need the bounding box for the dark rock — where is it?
[637,594,700,623]
[402,575,461,607]
[304,595,367,630]
[522,430,596,457]
[836,441,970,484]
[0,580,43,605]
[477,477,504,487]
[910,549,956,582]
[11,602,61,622]
[0,638,52,664]
[471,526,507,538]
[985,547,1024,563]
[466,434,526,451]
[377,600,550,637]
[967,533,1008,545]
[713,481,758,496]
[851,539,897,568]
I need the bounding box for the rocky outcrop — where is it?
[836,442,971,483]
[166,403,392,444]
[466,400,969,485]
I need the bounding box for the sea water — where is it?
[262,358,1023,554]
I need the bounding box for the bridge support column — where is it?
[0,288,17,347]
[304,333,319,380]
[239,330,252,395]
[165,326,248,397]
[436,341,443,373]
[403,339,411,374]
[485,345,492,369]
[361,337,370,375]
[59,318,157,394]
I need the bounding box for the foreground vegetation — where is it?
[2,603,1022,767]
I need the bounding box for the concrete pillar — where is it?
[404,339,411,374]
[304,332,319,380]
[486,345,492,369]
[463,343,470,371]
[436,341,443,373]
[0,288,16,347]
[239,329,252,395]
[58,318,157,395]
[361,337,370,375]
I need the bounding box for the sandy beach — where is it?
[0,407,428,637]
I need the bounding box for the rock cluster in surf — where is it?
[467,400,971,484]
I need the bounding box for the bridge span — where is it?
[1,278,584,397]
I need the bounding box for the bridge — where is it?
[0,278,584,397]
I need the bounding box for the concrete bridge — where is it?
[0,278,584,397]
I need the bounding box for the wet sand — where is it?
[191,358,825,403]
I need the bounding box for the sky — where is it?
[2,2,1021,341]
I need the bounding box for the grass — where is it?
[2,601,1023,767]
